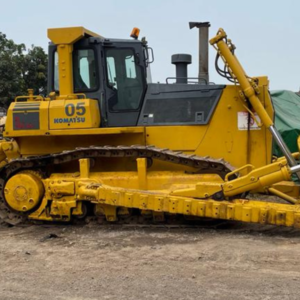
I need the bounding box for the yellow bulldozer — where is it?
[1,22,300,228]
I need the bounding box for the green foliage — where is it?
[0,32,48,108]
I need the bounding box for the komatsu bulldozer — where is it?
[1,22,300,228]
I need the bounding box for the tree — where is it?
[0,32,48,108]
[0,32,26,107]
[23,45,48,96]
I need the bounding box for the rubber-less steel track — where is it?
[0,146,235,225]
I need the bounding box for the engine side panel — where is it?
[144,78,273,169]
[138,83,224,126]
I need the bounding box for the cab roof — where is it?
[47,26,103,45]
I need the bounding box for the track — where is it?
[0,145,235,226]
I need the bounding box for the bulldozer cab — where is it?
[47,28,148,127]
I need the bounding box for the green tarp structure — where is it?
[271,90,300,156]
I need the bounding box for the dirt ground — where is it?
[1,222,300,300]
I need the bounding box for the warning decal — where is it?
[238,112,261,130]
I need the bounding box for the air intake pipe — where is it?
[171,54,192,84]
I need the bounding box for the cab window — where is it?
[54,49,97,92]
[105,48,144,111]
[73,49,97,91]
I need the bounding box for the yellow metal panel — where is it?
[5,127,144,138]
[47,27,102,45]
[259,208,268,224]
[5,101,49,134]
[125,193,133,207]
[190,201,198,215]
[49,99,100,129]
[205,201,213,217]
[194,85,273,169]
[57,44,74,95]
[183,200,191,215]
[146,126,206,151]
[226,205,234,220]
[286,211,295,227]
[242,207,251,222]
[276,211,286,226]
[197,202,206,217]
[139,195,148,210]
[79,159,90,178]
[251,207,260,223]
[219,203,227,219]
[13,133,145,157]
[40,101,50,130]
[154,196,163,211]
[212,203,221,218]
[137,158,147,189]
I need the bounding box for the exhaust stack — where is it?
[189,22,210,84]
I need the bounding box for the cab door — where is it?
[104,44,147,127]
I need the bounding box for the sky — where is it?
[1,0,299,91]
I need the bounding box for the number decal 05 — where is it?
[65,103,75,116]
[65,102,86,116]
[76,102,86,116]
